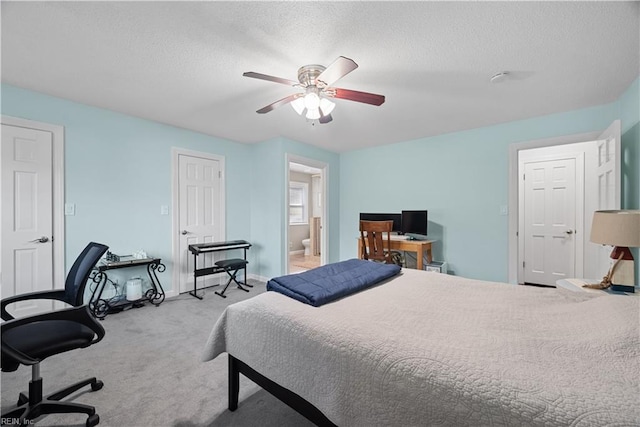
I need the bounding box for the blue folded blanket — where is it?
[267,258,401,307]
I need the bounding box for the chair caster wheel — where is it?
[86,413,100,427]
[91,380,104,391]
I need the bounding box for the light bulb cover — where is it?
[291,97,305,115]
[319,98,335,115]
[306,108,321,120]
[304,92,320,110]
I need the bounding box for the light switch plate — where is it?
[499,205,508,216]
[64,203,75,216]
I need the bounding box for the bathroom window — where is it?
[289,181,309,225]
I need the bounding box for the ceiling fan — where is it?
[243,56,385,124]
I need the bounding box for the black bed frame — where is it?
[228,355,338,427]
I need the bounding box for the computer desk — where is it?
[357,238,434,270]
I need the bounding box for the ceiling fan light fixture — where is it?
[303,92,320,110]
[291,97,305,115]
[319,98,335,115]
[306,107,321,120]
[244,56,385,123]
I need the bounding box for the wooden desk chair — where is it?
[359,220,394,264]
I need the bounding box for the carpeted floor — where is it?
[1,281,315,427]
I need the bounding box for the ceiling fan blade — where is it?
[319,114,333,124]
[243,72,299,87]
[330,88,385,106]
[256,94,300,114]
[315,56,358,87]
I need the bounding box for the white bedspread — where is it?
[203,269,640,426]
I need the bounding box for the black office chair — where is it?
[1,242,109,427]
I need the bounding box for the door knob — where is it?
[565,230,574,235]
[181,230,188,235]
[30,236,49,243]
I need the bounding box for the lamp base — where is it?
[609,254,635,289]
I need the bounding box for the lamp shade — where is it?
[590,210,640,247]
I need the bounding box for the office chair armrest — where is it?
[1,289,68,321]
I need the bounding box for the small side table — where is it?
[556,278,638,296]
[89,257,166,318]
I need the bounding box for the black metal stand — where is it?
[188,240,251,299]
[89,258,166,319]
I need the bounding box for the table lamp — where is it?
[586,210,640,292]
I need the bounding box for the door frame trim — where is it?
[284,154,328,274]
[1,115,65,292]
[171,147,226,297]
[508,130,600,284]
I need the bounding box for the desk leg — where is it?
[416,247,424,270]
[426,245,433,265]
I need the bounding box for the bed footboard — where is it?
[228,354,337,427]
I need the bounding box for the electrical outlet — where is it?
[160,205,169,215]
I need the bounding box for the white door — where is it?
[523,158,577,285]
[592,120,621,277]
[1,124,54,317]
[177,153,224,294]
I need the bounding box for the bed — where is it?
[202,266,640,426]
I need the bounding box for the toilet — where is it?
[302,238,311,256]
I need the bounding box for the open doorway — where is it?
[285,156,327,274]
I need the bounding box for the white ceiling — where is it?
[2,1,638,153]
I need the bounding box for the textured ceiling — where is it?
[1,1,639,153]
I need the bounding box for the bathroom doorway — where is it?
[285,155,327,274]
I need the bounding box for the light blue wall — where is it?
[616,78,640,284]
[2,77,637,289]
[249,138,284,279]
[1,84,255,293]
[249,137,340,280]
[340,79,639,283]
[0,83,341,289]
[618,77,640,210]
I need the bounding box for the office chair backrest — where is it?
[360,220,393,263]
[65,242,109,306]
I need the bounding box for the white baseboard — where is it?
[248,273,269,283]
[163,289,179,299]
[289,250,305,255]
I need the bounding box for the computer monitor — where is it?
[401,210,428,237]
[359,213,402,233]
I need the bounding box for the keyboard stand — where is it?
[188,240,251,299]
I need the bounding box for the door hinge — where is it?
[218,171,222,178]
[522,261,525,268]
